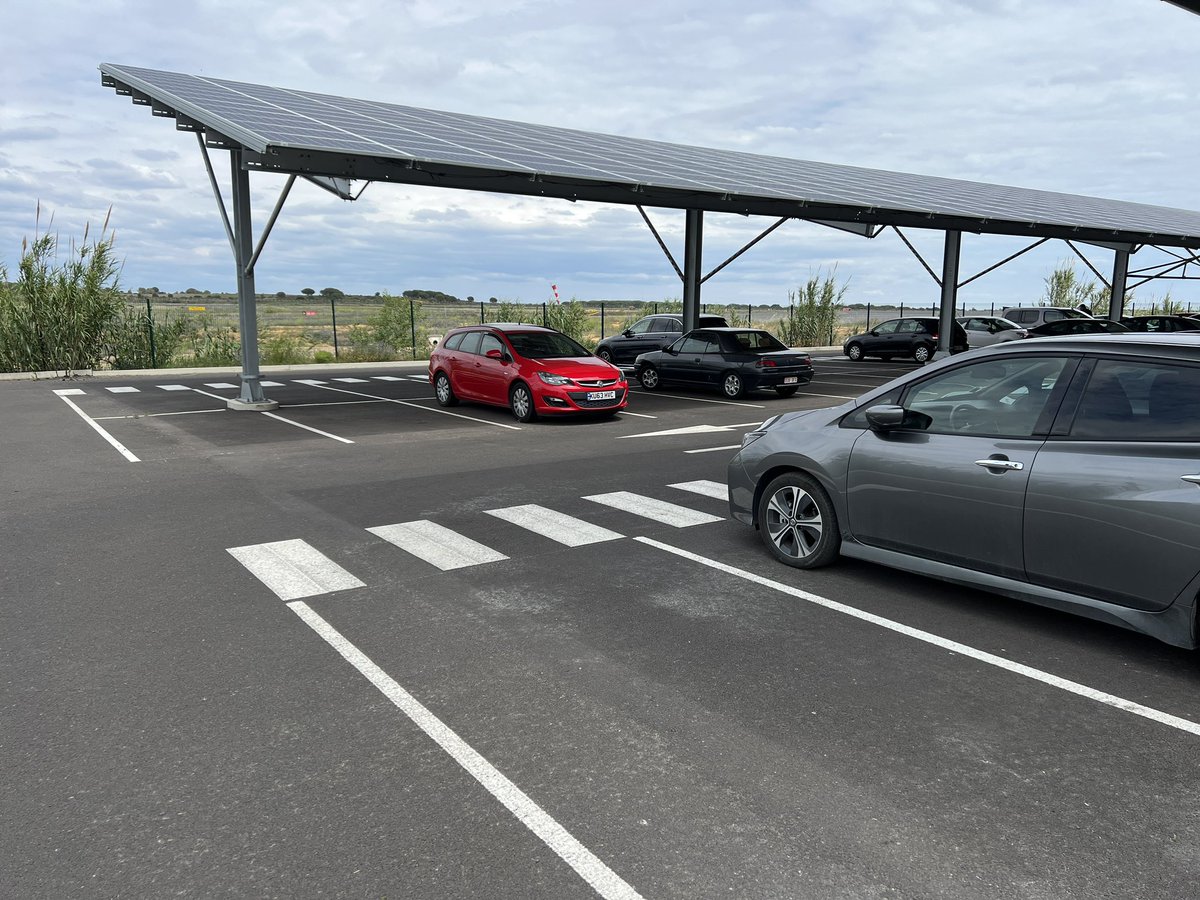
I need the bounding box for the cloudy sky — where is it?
[4,0,1200,310]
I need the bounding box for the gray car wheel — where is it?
[913,343,933,363]
[434,371,458,407]
[597,347,614,363]
[639,366,660,390]
[722,372,745,399]
[757,472,840,569]
[845,342,864,361]
[510,383,536,422]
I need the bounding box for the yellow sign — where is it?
[188,305,206,311]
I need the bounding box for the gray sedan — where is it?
[957,314,1028,348]
[727,334,1200,647]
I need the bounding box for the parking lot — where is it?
[4,354,1199,899]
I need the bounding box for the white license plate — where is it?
[783,376,799,384]
[587,390,617,401]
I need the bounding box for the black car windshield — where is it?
[507,331,591,359]
[719,330,789,353]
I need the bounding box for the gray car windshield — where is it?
[507,332,591,359]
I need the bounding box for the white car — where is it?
[957,315,1028,349]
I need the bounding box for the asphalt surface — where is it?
[3,356,1199,899]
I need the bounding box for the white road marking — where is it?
[204,382,238,389]
[305,382,522,430]
[106,386,140,393]
[190,388,355,443]
[53,388,85,396]
[669,480,727,500]
[157,384,191,391]
[371,376,405,381]
[616,410,657,419]
[618,424,734,440]
[227,539,365,601]
[286,601,646,900]
[56,394,139,462]
[94,408,225,420]
[683,445,741,454]
[367,520,509,570]
[260,411,355,444]
[583,491,722,527]
[407,375,429,382]
[293,379,328,385]
[637,537,1200,739]
[260,380,286,387]
[485,505,624,546]
[333,377,370,383]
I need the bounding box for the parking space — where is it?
[9,354,1198,898]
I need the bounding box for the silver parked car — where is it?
[728,334,1200,647]
[956,315,1028,348]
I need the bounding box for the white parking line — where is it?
[583,492,722,527]
[56,394,140,462]
[683,445,741,454]
[332,377,370,383]
[106,386,140,393]
[189,388,355,443]
[227,539,365,601]
[204,382,238,389]
[637,537,1200,739]
[669,480,727,500]
[485,505,624,546]
[304,382,522,431]
[367,520,509,570]
[371,376,405,381]
[285,601,645,900]
[158,384,191,391]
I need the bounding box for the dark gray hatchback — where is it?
[728,334,1200,647]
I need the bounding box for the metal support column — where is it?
[1109,249,1130,321]
[682,209,704,332]
[227,148,277,410]
[935,230,962,360]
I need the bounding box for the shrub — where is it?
[0,208,123,374]
[105,303,190,369]
[778,270,848,347]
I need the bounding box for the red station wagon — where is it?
[429,323,629,422]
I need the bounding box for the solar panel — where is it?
[99,63,1200,246]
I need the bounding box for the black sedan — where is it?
[1026,318,1130,338]
[634,327,813,399]
[1119,314,1200,333]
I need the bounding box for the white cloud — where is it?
[2,0,1199,308]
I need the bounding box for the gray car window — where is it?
[678,335,715,354]
[654,317,683,332]
[478,333,505,356]
[627,317,655,335]
[873,320,900,335]
[1071,360,1200,441]
[904,356,1070,437]
[442,332,466,350]
[458,331,483,355]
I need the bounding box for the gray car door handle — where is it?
[975,458,1024,471]
[1181,475,1200,485]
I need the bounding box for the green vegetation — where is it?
[777,270,848,347]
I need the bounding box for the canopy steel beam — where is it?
[936,231,962,359]
[682,210,704,332]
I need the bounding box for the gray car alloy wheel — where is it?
[639,366,660,390]
[758,473,840,568]
[913,343,933,363]
[722,372,744,398]
[434,371,457,406]
[510,383,536,422]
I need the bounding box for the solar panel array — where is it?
[99,63,1200,244]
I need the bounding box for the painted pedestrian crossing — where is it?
[229,485,728,599]
[227,538,366,601]
[367,519,510,570]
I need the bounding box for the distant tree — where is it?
[489,297,498,303]
[401,289,459,303]
[320,287,344,299]
[467,295,476,303]
[301,287,316,296]
[185,287,201,294]
[275,291,287,299]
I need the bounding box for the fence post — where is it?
[866,302,872,331]
[331,295,340,359]
[747,303,752,324]
[542,302,547,327]
[600,302,605,339]
[410,299,417,359]
[480,301,485,324]
[145,297,157,367]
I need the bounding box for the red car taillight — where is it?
[755,359,777,368]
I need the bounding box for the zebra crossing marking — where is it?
[106,386,140,393]
[485,505,624,546]
[227,539,366,601]
[333,377,370,383]
[158,384,191,391]
[205,382,238,389]
[367,519,509,570]
[582,491,722,527]
[669,480,727,500]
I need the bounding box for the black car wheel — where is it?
[913,343,933,363]
[510,383,537,422]
[639,366,660,390]
[434,371,458,407]
[757,472,840,569]
[721,372,745,399]
[774,385,799,397]
[596,347,614,364]
[845,342,864,361]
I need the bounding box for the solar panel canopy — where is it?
[99,63,1200,248]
